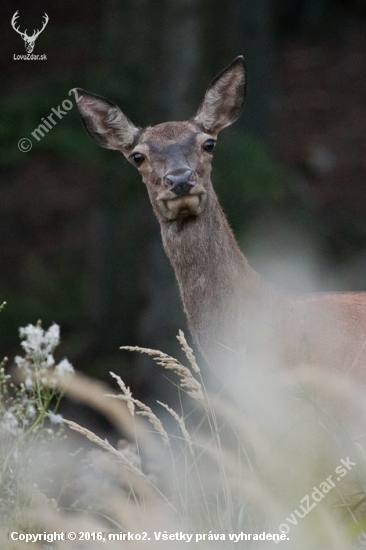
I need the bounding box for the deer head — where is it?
[72,56,246,225]
[11,11,49,54]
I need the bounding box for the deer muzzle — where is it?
[164,169,196,197]
[157,170,206,221]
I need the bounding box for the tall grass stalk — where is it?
[2,328,366,549]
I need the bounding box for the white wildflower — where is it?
[44,324,60,349]
[15,322,72,390]
[26,404,36,419]
[14,355,25,367]
[19,324,44,355]
[55,358,74,378]
[15,356,35,387]
[46,354,55,367]
[19,322,60,357]
[1,411,21,436]
[15,355,30,372]
[47,376,58,388]
[40,375,57,389]
[48,412,63,424]
[24,377,33,389]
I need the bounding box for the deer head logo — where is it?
[11,11,49,54]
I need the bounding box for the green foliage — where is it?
[214,131,287,232]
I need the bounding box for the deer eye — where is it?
[130,152,145,166]
[203,139,216,153]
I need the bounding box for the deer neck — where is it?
[158,189,266,344]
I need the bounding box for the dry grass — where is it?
[121,341,204,401]
[2,331,366,549]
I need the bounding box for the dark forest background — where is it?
[2,0,366,411]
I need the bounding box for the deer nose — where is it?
[164,170,196,197]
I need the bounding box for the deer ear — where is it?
[194,56,247,135]
[72,89,139,151]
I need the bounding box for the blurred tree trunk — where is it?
[276,0,330,32]
[231,0,274,141]
[149,0,203,121]
[201,0,275,141]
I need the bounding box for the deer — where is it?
[11,11,49,54]
[72,57,366,401]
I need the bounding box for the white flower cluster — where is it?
[19,323,60,356]
[1,410,21,436]
[15,323,74,389]
[0,323,72,438]
[1,402,36,436]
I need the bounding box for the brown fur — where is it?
[74,57,366,390]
